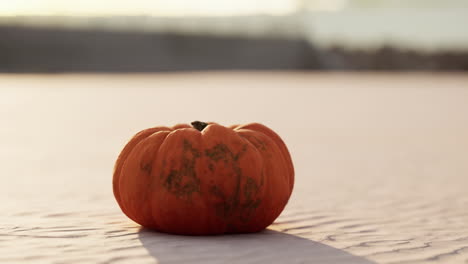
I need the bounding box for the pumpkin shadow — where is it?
[138,228,376,264]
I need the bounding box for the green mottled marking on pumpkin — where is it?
[183,139,201,158]
[243,177,259,200]
[240,198,261,223]
[208,163,214,172]
[205,143,258,224]
[239,177,262,222]
[210,185,225,199]
[140,162,152,174]
[233,144,248,161]
[239,199,262,222]
[205,143,248,162]
[159,160,167,178]
[243,199,261,210]
[211,185,249,219]
[165,170,178,187]
[163,169,201,198]
[205,144,230,163]
[163,139,201,198]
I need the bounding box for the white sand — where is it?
[1,72,468,263]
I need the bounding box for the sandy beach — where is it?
[1,72,468,263]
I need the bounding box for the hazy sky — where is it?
[0,0,350,16]
[1,0,465,16]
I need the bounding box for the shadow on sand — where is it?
[138,228,375,264]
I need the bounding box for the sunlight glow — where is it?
[0,0,302,16]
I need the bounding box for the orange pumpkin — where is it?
[113,121,294,235]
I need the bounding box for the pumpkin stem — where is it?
[191,121,209,132]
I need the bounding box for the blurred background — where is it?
[2,3,468,263]
[1,0,468,72]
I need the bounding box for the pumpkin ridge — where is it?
[113,127,171,217]
[235,126,294,191]
[201,125,263,229]
[118,130,171,226]
[235,128,293,225]
[248,123,294,189]
[204,143,244,221]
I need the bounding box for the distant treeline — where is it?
[0,25,467,72]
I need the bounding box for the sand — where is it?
[1,72,468,263]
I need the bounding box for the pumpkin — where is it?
[113,121,294,235]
